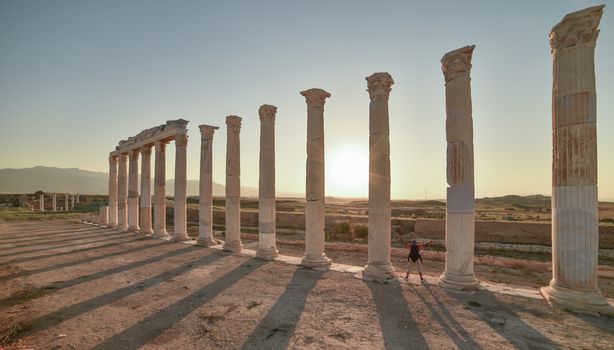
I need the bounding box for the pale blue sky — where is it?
[1,0,613,199]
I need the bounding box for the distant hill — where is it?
[476,195,551,209]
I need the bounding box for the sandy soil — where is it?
[1,220,613,350]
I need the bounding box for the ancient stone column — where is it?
[64,193,69,212]
[364,72,395,281]
[52,193,57,211]
[438,45,479,290]
[76,193,80,203]
[223,116,244,253]
[301,88,332,268]
[152,141,170,238]
[99,206,109,226]
[541,5,614,316]
[256,105,279,259]
[140,145,153,234]
[127,149,140,232]
[108,155,118,227]
[70,194,75,209]
[39,194,44,212]
[117,153,129,231]
[173,133,190,241]
[196,125,219,246]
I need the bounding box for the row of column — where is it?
[38,193,75,211]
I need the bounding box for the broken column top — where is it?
[441,45,475,82]
[226,115,242,131]
[198,124,220,139]
[550,5,604,53]
[366,72,394,98]
[300,88,331,106]
[259,105,277,122]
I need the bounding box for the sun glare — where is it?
[327,146,368,196]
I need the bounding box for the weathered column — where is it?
[52,193,57,211]
[363,72,395,281]
[140,145,153,234]
[256,105,279,259]
[173,133,190,241]
[76,193,80,203]
[39,194,45,212]
[127,149,140,232]
[152,141,170,238]
[99,206,109,226]
[196,125,219,246]
[301,88,332,268]
[117,153,129,231]
[439,45,479,290]
[108,155,118,227]
[64,193,69,212]
[541,5,613,316]
[223,116,244,253]
[70,194,75,209]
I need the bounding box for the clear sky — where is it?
[1,0,613,199]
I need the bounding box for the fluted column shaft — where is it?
[39,194,44,212]
[256,105,279,259]
[64,193,69,212]
[301,89,332,268]
[364,72,395,280]
[71,194,75,209]
[152,141,170,238]
[117,153,129,231]
[173,134,190,241]
[223,116,244,252]
[140,145,153,234]
[108,156,118,227]
[197,125,219,246]
[541,5,613,316]
[128,149,140,232]
[439,45,479,290]
[52,193,57,211]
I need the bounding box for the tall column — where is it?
[52,193,57,211]
[439,45,479,290]
[173,133,190,241]
[140,145,153,234]
[127,149,140,232]
[223,116,244,252]
[363,72,395,281]
[152,141,170,238]
[117,153,129,231]
[71,194,75,209]
[256,105,279,259]
[541,5,613,316]
[64,193,69,212]
[197,125,219,246]
[39,194,44,212]
[301,88,332,268]
[108,155,118,227]
[76,193,80,203]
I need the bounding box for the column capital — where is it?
[226,115,242,133]
[154,140,169,152]
[119,152,128,161]
[441,45,475,82]
[259,104,277,123]
[550,5,604,54]
[300,88,331,107]
[129,149,140,160]
[141,144,153,155]
[366,72,394,99]
[109,155,118,164]
[199,124,220,140]
[175,133,189,148]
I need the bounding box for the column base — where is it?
[223,240,244,253]
[118,224,129,232]
[139,228,153,234]
[172,234,192,242]
[540,284,614,317]
[439,271,479,291]
[302,253,332,269]
[196,237,218,247]
[256,247,279,260]
[128,225,140,233]
[363,262,396,282]
[151,230,171,239]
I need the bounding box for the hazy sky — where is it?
[1,0,613,199]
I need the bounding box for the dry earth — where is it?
[1,220,613,350]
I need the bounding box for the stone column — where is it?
[99,206,109,226]
[140,145,153,234]
[117,152,129,231]
[223,116,244,252]
[196,125,219,246]
[152,141,170,238]
[256,105,279,259]
[301,88,332,268]
[173,133,190,241]
[438,46,479,290]
[363,72,395,281]
[127,149,140,232]
[108,155,118,227]
[52,193,57,211]
[541,5,613,316]
[39,194,44,212]
[70,194,75,209]
[64,193,69,212]
[76,193,80,203]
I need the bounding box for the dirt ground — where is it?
[1,220,613,350]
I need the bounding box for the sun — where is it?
[327,145,368,196]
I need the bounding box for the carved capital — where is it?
[175,134,189,148]
[129,149,140,160]
[199,124,219,140]
[441,45,475,82]
[366,72,394,99]
[550,5,604,54]
[226,115,242,133]
[109,155,118,165]
[259,104,277,123]
[119,153,128,162]
[154,140,168,153]
[300,88,331,107]
[141,144,152,156]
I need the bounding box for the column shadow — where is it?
[91,259,269,350]
[366,280,430,350]
[0,231,125,258]
[0,227,105,243]
[0,228,118,247]
[240,268,325,350]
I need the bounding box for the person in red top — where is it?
[404,239,433,282]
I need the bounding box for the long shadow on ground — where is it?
[240,268,325,350]
[0,226,93,241]
[0,228,120,249]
